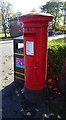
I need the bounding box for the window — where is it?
[17,21,20,25]
[11,21,14,26]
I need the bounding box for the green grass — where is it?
[0,33,10,37]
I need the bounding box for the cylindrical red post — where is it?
[18,12,53,103]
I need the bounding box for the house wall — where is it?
[9,18,23,37]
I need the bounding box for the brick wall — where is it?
[9,18,23,37]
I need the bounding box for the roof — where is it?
[10,17,18,21]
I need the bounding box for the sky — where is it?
[8,0,49,14]
[6,0,66,14]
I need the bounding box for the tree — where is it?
[40,2,63,30]
[1,0,13,37]
[16,12,22,17]
[61,1,66,25]
[9,12,22,19]
[9,12,17,19]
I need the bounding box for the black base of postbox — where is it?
[24,86,46,103]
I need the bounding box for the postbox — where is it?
[18,12,53,103]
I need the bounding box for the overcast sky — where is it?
[5,0,66,14]
[8,0,49,14]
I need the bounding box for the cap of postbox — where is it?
[18,11,54,26]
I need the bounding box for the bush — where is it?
[48,38,66,74]
[47,37,66,91]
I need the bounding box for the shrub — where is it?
[48,38,66,74]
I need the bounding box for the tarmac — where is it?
[1,81,52,119]
[1,80,64,120]
[1,80,62,120]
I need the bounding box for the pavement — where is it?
[48,34,66,41]
[0,39,14,91]
[1,81,63,120]
[1,80,64,119]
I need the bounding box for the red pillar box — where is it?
[18,12,53,103]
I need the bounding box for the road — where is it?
[0,34,65,56]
